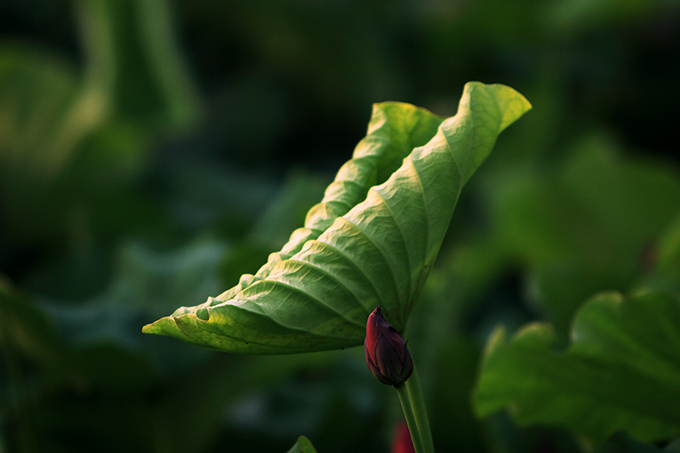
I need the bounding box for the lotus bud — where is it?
[364,306,413,386]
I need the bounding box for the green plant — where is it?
[4,2,679,452]
[144,81,531,451]
[143,82,530,351]
[143,78,680,452]
[474,290,680,448]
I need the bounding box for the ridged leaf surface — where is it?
[143,82,531,353]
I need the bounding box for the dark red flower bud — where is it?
[364,306,413,386]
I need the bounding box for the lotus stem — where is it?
[395,363,434,453]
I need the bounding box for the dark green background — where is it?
[1,1,678,452]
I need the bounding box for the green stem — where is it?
[396,383,424,453]
[394,364,434,453]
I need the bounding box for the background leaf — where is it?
[143,82,531,354]
[287,436,318,453]
[473,290,680,445]
[485,134,680,336]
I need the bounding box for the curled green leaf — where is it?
[143,82,531,354]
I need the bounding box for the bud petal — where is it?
[364,306,413,386]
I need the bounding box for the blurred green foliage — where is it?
[1,0,679,452]
[475,291,680,445]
